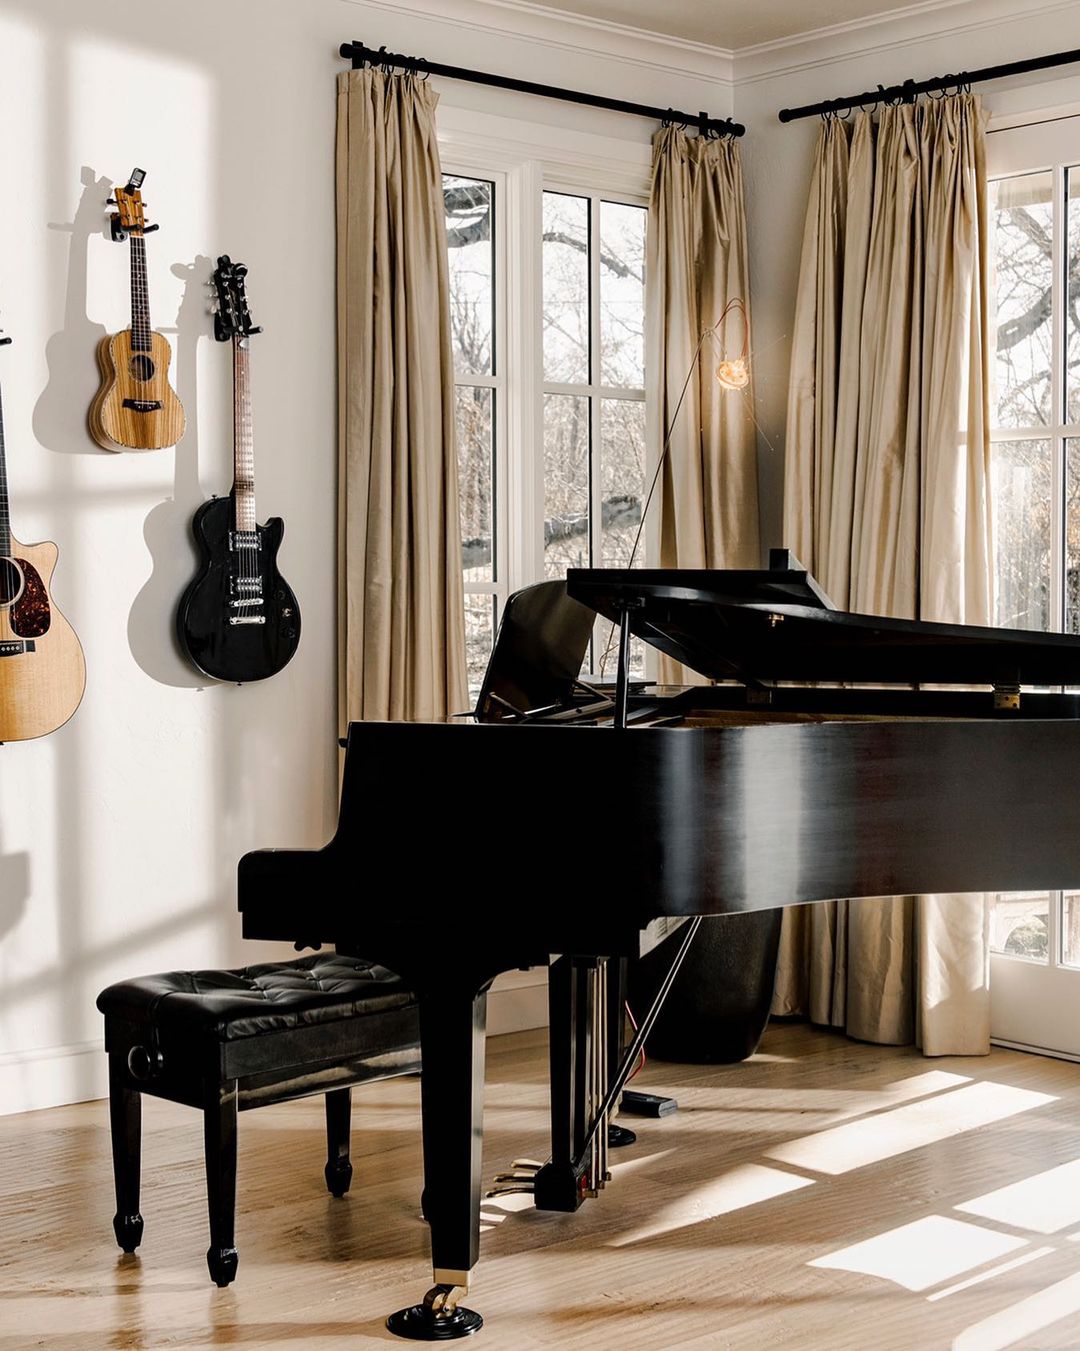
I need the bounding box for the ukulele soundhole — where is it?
[0,557,24,607]
[129,354,156,382]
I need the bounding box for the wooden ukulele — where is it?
[176,256,300,683]
[89,168,185,452]
[0,329,86,741]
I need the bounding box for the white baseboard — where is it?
[487,968,549,1036]
[0,1039,107,1117]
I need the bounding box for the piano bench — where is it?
[95,952,420,1288]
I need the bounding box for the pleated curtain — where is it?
[335,68,468,725]
[777,96,993,1054]
[648,127,759,659]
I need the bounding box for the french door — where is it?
[985,113,1080,1058]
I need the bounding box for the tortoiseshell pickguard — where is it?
[10,559,51,638]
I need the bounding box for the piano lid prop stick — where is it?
[576,916,703,1169]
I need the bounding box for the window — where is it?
[444,173,505,692]
[443,160,649,693]
[985,117,1080,1059]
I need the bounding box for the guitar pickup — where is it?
[229,532,261,552]
[0,640,34,657]
[121,399,163,413]
[229,616,266,626]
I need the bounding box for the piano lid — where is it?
[566,550,1080,688]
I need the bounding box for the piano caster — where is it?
[386,1283,483,1341]
[207,1245,238,1287]
[608,1123,636,1148]
[113,1212,144,1253]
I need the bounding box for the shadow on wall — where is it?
[0,827,30,946]
[33,165,111,457]
[127,255,212,688]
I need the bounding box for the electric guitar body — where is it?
[88,168,184,452]
[177,495,299,683]
[89,329,185,452]
[176,257,301,683]
[0,533,86,742]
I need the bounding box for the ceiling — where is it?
[525,0,950,49]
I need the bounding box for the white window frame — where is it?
[439,111,654,675]
[986,111,1080,1062]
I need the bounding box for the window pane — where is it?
[592,618,646,682]
[457,386,494,583]
[543,192,589,384]
[601,398,646,567]
[464,594,495,695]
[1065,892,1080,968]
[444,176,493,377]
[1066,439,1080,633]
[991,892,1050,963]
[600,201,646,388]
[1068,169,1080,425]
[992,439,1052,630]
[990,172,1053,429]
[544,393,590,578]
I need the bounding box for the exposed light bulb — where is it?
[715,356,749,390]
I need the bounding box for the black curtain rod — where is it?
[340,40,745,138]
[778,45,1080,123]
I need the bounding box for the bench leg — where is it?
[204,1080,239,1287]
[324,1087,353,1198]
[109,1051,144,1253]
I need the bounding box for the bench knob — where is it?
[127,1044,165,1081]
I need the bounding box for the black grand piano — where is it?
[239,551,1080,1339]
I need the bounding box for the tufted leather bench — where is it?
[97,953,420,1286]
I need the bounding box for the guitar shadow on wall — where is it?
[0,829,31,945]
[33,167,112,456]
[126,256,212,689]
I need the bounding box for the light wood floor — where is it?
[3,1022,1080,1350]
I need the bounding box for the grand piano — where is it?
[239,551,1080,1339]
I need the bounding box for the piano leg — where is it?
[386,984,488,1341]
[606,958,636,1149]
[534,955,596,1211]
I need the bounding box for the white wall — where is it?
[0,0,731,1113]
[735,0,1080,551]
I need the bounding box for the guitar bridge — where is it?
[229,615,266,626]
[121,399,163,413]
[0,640,35,657]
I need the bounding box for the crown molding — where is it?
[341,0,735,86]
[733,0,1080,85]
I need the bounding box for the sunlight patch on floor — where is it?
[951,1270,1080,1350]
[608,1163,814,1247]
[956,1158,1080,1234]
[810,1215,1028,1292]
[768,1082,1055,1175]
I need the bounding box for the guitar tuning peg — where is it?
[106,197,117,205]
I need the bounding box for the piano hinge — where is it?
[993,684,1021,712]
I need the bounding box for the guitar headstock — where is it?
[212,255,263,343]
[108,168,157,242]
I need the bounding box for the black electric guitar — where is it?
[176,257,300,682]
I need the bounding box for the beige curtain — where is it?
[648,127,759,669]
[778,96,993,1054]
[336,68,468,724]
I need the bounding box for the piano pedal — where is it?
[492,1172,539,1184]
[485,1183,535,1198]
[510,1158,543,1172]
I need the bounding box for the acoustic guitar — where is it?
[0,329,86,742]
[176,256,300,683]
[89,168,185,452]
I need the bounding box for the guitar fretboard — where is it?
[233,338,256,533]
[130,233,152,354]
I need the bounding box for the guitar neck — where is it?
[0,378,10,560]
[233,337,256,533]
[130,233,152,353]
